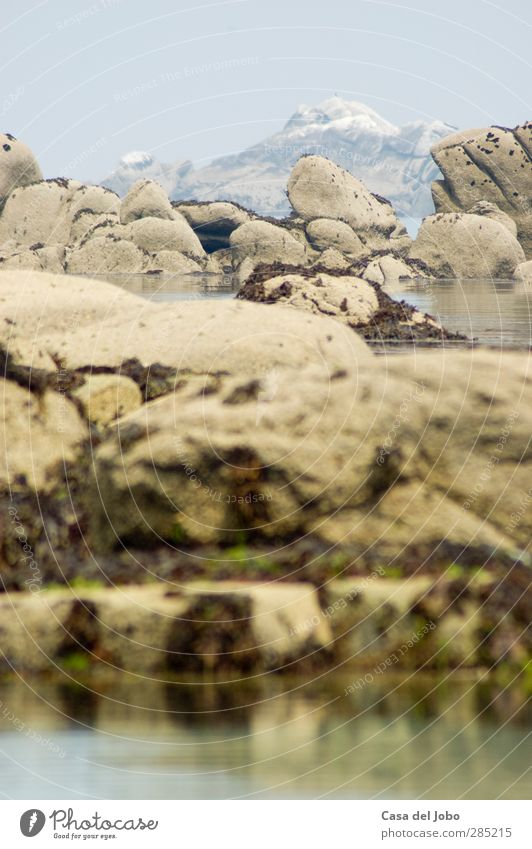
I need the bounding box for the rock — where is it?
[513,259,532,283]
[430,123,532,257]
[324,577,434,667]
[128,215,205,258]
[38,296,369,378]
[467,200,518,238]
[237,264,445,340]
[229,219,307,266]
[66,235,147,274]
[409,212,525,278]
[0,269,145,369]
[175,201,251,251]
[238,268,380,326]
[312,247,351,271]
[306,218,365,256]
[87,348,532,562]
[72,374,142,426]
[69,211,119,244]
[144,250,202,274]
[287,155,400,238]
[0,179,81,246]
[0,134,43,208]
[0,582,330,674]
[0,378,87,492]
[361,254,420,288]
[119,179,174,224]
[0,243,65,273]
[68,184,120,221]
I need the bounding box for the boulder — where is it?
[237,264,444,340]
[467,200,518,238]
[175,201,251,251]
[119,179,174,224]
[306,218,365,256]
[128,215,205,258]
[409,212,525,278]
[0,134,43,208]
[66,235,147,274]
[312,247,352,271]
[0,582,330,674]
[37,296,370,378]
[361,254,421,288]
[0,243,65,273]
[0,269,145,369]
[72,374,142,426]
[144,250,203,274]
[86,348,532,559]
[430,123,532,257]
[0,179,81,246]
[287,156,400,238]
[0,378,87,492]
[238,268,380,326]
[229,219,307,266]
[513,259,532,283]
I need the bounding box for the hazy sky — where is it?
[2,0,531,180]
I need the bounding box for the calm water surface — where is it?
[100,273,532,348]
[0,675,529,800]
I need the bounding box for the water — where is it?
[0,674,530,799]
[394,278,532,348]
[99,273,532,348]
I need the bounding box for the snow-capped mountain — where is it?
[102,150,193,197]
[102,97,456,218]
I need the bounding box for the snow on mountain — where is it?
[102,150,193,197]
[102,97,456,218]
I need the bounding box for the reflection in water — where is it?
[394,278,532,347]
[91,271,239,302]
[0,674,529,800]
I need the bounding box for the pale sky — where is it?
[2,0,531,180]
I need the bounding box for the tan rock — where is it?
[73,374,142,426]
[66,235,147,274]
[0,134,43,208]
[0,378,87,492]
[119,179,174,224]
[287,155,399,236]
[306,218,365,255]
[128,215,205,258]
[409,212,525,278]
[229,219,307,266]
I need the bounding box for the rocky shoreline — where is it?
[0,127,531,682]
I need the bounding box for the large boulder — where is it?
[86,348,532,561]
[119,179,174,224]
[128,215,205,258]
[0,179,81,246]
[287,156,402,241]
[0,134,42,208]
[409,212,525,278]
[36,296,370,377]
[0,269,145,369]
[66,234,147,274]
[229,219,308,266]
[431,123,532,257]
[305,218,365,256]
[0,269,369,378]
[237,264,447,340]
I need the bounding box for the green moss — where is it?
[59,651,91,673]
